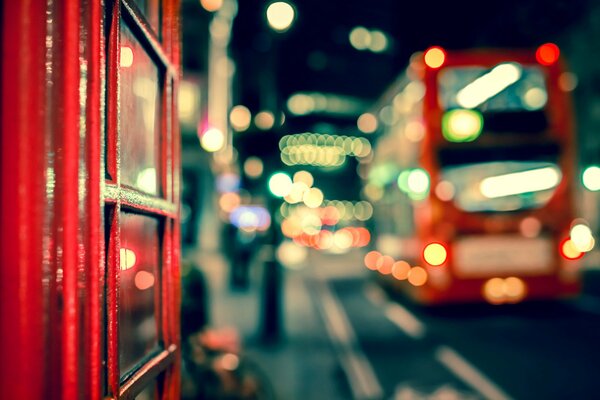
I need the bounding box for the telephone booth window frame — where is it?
[104,0,179,398]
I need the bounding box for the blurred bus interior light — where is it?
[479,166,560,199]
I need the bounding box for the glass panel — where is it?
[440,161,561,213]
[120,21,161,195]
[119,213,160,373]
[131,0,161,38]
[438,65,547,112]
[135,382,156,400]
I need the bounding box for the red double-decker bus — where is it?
[364,44,592,304]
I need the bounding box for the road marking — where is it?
[315,280,384,400]
[435,346,513,400]
[384,303,426,340]
[364,284,386,306]
[394,383,479,400]
[364,284,426,339]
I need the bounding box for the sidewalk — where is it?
[184,246,367,400]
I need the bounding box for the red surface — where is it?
[400,47,580,303]
[1,1,47,398]
[2,0,182,398]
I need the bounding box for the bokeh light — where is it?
[570,223,595,252]
[266,2,296,32]
[483,278,505,304]
[357,113,378,133]
[200,0,223,12]
[376,255,394,275]
[230,105,252,132]
[364,250,381,270]
[582,166,600,191]
[200,127,225,152]
[424,46,445,69]
[349,26,370,50]
[536,43,560,65]
[120,248,137,271]
[561,238,583,260]
[423,243,447,266]
[244,157,264,178]
[442,109,483,142]
[408,266,428,286]
[268,172,293,197]
[120,46,134,68]
[219,192,241,213]
[293,170,314,187]
[255,110,275,130]
[303,187,324,208]
[392,261,410,280]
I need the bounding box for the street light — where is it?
[266,1,295,32]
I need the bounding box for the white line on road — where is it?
[435,346,513,400]
[364,284,426,340]
[316,280,384,400]
[384,303,426,340]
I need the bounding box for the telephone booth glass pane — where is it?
[120,21,161,196]
[119,213,160,373]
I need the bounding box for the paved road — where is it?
[316,270,600,400]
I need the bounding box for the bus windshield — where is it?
[438,64,547,112]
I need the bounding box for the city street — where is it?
[312,252,600,400]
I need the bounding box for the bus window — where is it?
[440,161,561,213]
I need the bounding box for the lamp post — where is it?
[258,2,296,343]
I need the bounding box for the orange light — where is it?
[407,266,428,286]
[376,255,394,275]
[536,43,560,66]
[392,261,410,280]
[423,242,447,266]
[482,278,505,305]
[504,277,527,303]
[364,250,381,270]
[560,238,583,260]
[424,46,446,69]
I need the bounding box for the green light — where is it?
[442,109,483,142]
[398,168,429,200]
[397,170,411,193]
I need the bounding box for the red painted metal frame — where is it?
[1,0,181,398]
[0,2,48,398]
[104,0,182,398]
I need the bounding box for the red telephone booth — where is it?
[1,1,182,398]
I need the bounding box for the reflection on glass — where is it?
[119,213,160,373]
[120,21,161,195]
